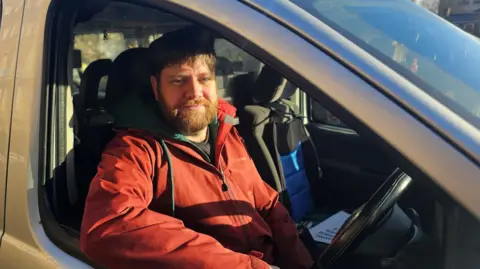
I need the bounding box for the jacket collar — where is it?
[113,94,237,164]
[213,99,237,161]
[161,99,237,167]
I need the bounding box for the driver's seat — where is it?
[238,66,323,222]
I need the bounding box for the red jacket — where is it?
[80,100,313,269]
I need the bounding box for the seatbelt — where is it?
[302,127,323,180]
[233,117,240,126]
[224,115,240,126]
[275,100,323,181]
[270,120,287,200]
[267,108,293,209]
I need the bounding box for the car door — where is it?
[305,99,396,210]
[135,0,480,222]
[233,0,480,221]
[142,0,480,208]
[0,0,78,267]
[111,2,480,268]
[0,0,24,247]
[11,0,480,267]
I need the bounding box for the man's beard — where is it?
[160,97,218,136]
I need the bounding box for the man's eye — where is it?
[171,79,184,85]
[199,77,212,83]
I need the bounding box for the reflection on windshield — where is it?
[293,0,480,122]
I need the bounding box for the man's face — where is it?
[150,58,218,135]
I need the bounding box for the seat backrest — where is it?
[239,66,321,222]
[49,48,160,233]
[104,47,164,133]
[49,59,113,231]
[80,59,112,111]
[76,59,114,145]
[75,49,152,225]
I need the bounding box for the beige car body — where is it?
[1,0,480,268]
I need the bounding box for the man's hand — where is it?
[269,266,280,269]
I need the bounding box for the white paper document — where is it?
[308,211,351,244]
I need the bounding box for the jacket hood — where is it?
[217,98,236,117]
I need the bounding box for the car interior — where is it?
[39,1,480,269]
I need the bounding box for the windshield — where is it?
[291,0,480,125]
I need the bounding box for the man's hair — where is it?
[149,25,216,77]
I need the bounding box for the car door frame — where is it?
[0,0,26,246]
[150,0,480,217]
[16,0,480,266]
[240,0,480,165]
[0,0,94,268]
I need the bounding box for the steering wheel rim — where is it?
[313,168,413,269]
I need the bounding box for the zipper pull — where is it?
[220,168,229,192]
[222,182,229,192]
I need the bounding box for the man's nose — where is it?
[185,79,203,99]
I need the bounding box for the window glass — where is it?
[72,2,261,102]
[72,32,138,92]
[310,99,349,128]
[291,0,480,128]
[214,39,261,102]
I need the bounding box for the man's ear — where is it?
[150,75,160,101]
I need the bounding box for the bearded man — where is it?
[80,25,313,269]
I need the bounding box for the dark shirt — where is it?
[190,128,212,160]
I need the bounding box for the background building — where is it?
[414,0,480,37]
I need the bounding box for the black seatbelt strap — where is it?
[271,121,286,193]
[268,110,292,209]
[276,100,323,181]
[303,127,323,180]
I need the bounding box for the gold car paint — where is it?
[0,0,75,267]
[0,0,26,247]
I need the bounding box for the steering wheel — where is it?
[312,168,413,269]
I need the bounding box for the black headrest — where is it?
[105,48,152,110]
[253,66,297,104]
[216,56,234,76]
[79,59,112,110]
[105,48,164,133]
[72,49,82,69]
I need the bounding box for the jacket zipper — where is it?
[219,168,244,234]
[219,167,251,249]
[219,168,231,193]
[185,141,241,226]
[169,139,251,248]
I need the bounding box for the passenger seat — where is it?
[49,59,114,232]
[76,59,113,142]
[104,47,158,131]
[238,66,322,222]
[74,59,116,208]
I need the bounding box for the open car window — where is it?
[37,1,480,269]
[72,2,261,103]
